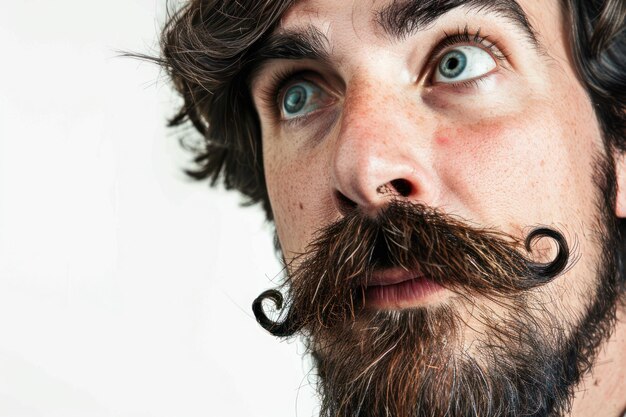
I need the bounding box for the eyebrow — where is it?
[247,0,539,84]
[247,26,331,86]
[377,0,539,44]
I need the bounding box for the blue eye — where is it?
[281,81,327,119]
[284,85,307,113]
[438,50,467,79]
[434,46,496,83]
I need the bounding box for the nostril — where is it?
[390,179,413,197]
[334,190,358,215]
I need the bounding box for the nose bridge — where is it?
[340,78,398,153]
[331,75,437,214]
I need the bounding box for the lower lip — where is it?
[365,277,445,309]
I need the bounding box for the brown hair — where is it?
[157,1,296,219]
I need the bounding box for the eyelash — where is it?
[427,26,508,87]
[260,26,509,124]
[259,67,307,121]
[431,26,508,65]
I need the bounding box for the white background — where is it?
[0,1,318,416]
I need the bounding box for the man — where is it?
[155,0,626,415]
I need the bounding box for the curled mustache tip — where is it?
[524,227,570,279]
[252,289,299,337]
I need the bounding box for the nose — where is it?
[331,80,438,217]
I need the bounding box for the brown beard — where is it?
[253,157,621,417]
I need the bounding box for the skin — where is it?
[250,0,626,415]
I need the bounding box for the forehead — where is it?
[278,0,560,47]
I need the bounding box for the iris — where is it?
[439,50,467,79]
[283,85,307,114]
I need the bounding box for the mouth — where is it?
[364,267,447,310]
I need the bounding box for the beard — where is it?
[253,154,622,417]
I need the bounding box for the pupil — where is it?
[447,58,458,70]
[284,86,307,114]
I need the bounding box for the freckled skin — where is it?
[253,0,626,414]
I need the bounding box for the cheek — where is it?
[264,140,331,259]
[433,94,602,230]
[434,113,544,224]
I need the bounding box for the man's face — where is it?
[250,0,623,415]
